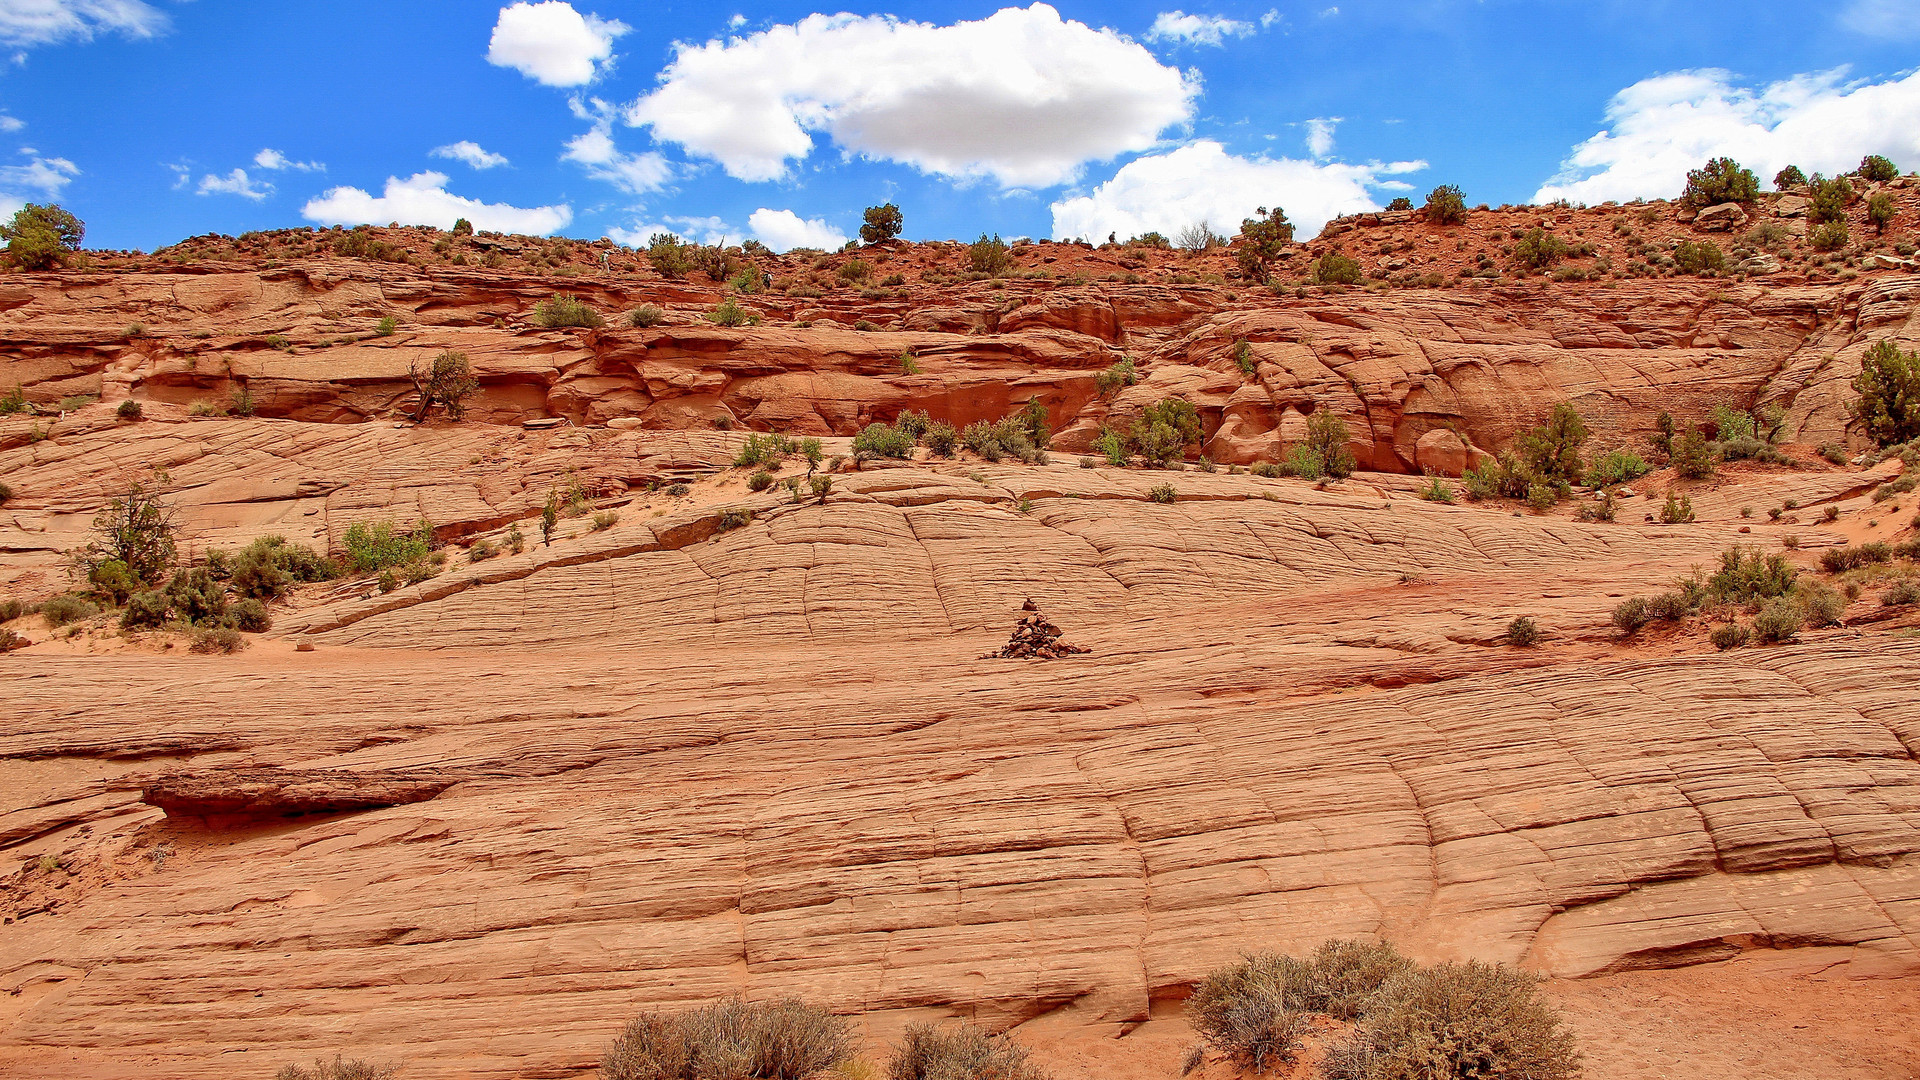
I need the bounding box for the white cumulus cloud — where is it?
[302,171,572,234]
[1050,140,1424,242]
[624,3,1199,188]
[748,208,848,251]
[0,114,23,133]
[561,126,670,193]
[197,168,273,200]
[0,0,166,47]
[1143,10,1257,46]
[0,154,76,203]
[431,140,510,170]
[487,0,628,87]
[254,148,324,172]
[1304,117,1339,158]
[606,215,743,248]
[1535,67,1920,205]
[1841,0,1920,38]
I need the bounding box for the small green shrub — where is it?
[1512,228,1568,270]
[1851,340,1920,447]
[1774,165,1807,189]
[274,1054,398,1080]
[717,508,753,531]
[116,399,142,419]
[1751,597,1804,643]
[1858,154,1899,183]
[1655,489,1693,525]
[1798,580,1846,627]
[40,593,97,627]
[853,422,914,459]
[1095,358,1137,396]
[1322,961,1579,1080]
[1672,431,1716,479]
[735,432,796,468]
[1232,338,1257,375]
[706,298,757,327]
[119,588,169,629]
[591,510,619,531]
[1284,410,1355,480]
[1682,157,1760,206]
[1710,622,1751,650]
[860,202,903,244]
[1506,616,1540,646]
[1424,184,1468,225]
[748,470,774,492]
[1129,398,1202,466]
[1417,475,1455,503]
[647,232,692,278]
[1673,240,1726,275]
[188,625,245,654]
[1820,542,1893,572]
[1810,220,1850,251]
[1884,579,1920,606]
[923,421,959,457]
[1611,596,1651,634]
[230,535,336,601]
[1587,448,1649,487]
[888,1024,1045,1080]
[1148,482,1177,504]
[627,304,666,328]
[531,294,603,329]
[1314,252,1363,285]
[1868,192,1896,234]
[375,316,397,336]
[226,597,271,632]
[968,234,1012,276]
[340,520,433,575]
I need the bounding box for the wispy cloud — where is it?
[1143,10,1264,46]
[254,148,325,172]
[431,140,509,170]
[197,168,273,200]
[1840,0,1920,38]
[0,0,167,48]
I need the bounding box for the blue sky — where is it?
[4,0,1919,251]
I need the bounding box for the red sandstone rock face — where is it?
[4,214,1917,476]
[5,208,1920,1078]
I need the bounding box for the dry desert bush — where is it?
[601,997,854,1080]
[1186,940,1578,1080]
[887,1023,1047,1080]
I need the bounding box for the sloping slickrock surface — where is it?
[2,424,1918,1077]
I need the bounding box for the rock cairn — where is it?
[989,598,1089,659]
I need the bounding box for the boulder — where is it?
[1694,203,1748,231]
[142,767,459,826]
[1773,195,1810,218]
[1415,427,1492,477]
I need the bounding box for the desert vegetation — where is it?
[1187,939,1578,1080]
